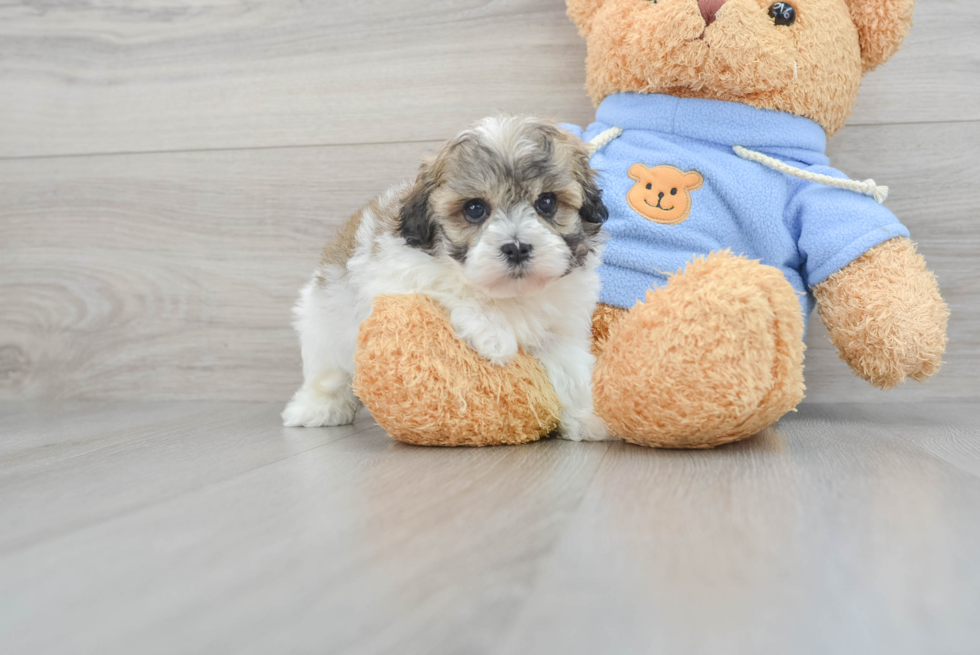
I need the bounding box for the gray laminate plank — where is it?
[2,402,978,654]
[0,401,223,461]
[497,404,980,655]
[0,140,431,402]
[847,0,980,127]
[0,0,976,158]
[0,422,609,655]
[0,0,595,158]
[849,402,980,479]
[2,123,977,404]
[0,402,377,553]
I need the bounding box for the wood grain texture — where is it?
[2,121,978,402]
[0,402,379,553]
[1,0,978,403]
[0,0,977,159]
[498,403,980,655]
[852,402,980,478]
[0,401,978,654]
[0,140,434,400]
[0,0,596,158]
[0,402,611,655]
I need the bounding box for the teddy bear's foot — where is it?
[353,294,561,447]
[593,251,806,448]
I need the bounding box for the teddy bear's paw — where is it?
[354,294,561,446]
[593,251,805,449]
[813,238,949,390]
[449,304,519,366]
[282,382,360,428]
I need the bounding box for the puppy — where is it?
[282,116,611,441]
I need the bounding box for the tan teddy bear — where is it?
[354,0,948,448]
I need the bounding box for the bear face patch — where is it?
[626,164,704,225]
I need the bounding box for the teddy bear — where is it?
[353,0,948,448]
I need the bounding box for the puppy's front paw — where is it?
[282,383,359,428]
[560,412,614,442]
[473,328,520,366]
[450,306,519,366]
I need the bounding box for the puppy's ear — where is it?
[559,128,609,228]
[566,0,608,36]
[398,160,439,251]
[844,0,915,72]
[580,182,608,226]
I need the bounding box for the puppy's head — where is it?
[398,116,607,298]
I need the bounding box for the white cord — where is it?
[733,145,889,204]
[588,127,623,155]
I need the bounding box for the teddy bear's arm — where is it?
[812,237,949,389]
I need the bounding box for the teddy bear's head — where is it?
[566,0,914,135]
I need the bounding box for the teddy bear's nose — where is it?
[698,0,727,26]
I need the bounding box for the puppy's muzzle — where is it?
[500,241,533,266]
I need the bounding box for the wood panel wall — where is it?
[2,0,978,403]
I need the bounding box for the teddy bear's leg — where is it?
[591,302,629,358]
[353,294,562,447]
[593,251,806,448]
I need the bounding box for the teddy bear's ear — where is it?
[566,0,608,36]
[845,0,916,72]
[627,163,647,181]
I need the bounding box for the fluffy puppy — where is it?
[282,116,611,441]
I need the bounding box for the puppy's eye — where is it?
[535,193,558,218]
[463,199,489,223]
[670,188,677,195]
[768,2,795,26]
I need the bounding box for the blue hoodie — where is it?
[563,93,909,319]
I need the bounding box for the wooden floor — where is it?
[2,2,979,652]
[1,401,978,654]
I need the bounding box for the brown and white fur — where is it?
[282,116,611,441]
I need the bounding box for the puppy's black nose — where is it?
[501,241,533,265]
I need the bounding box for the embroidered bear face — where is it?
[626,164,704,225]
